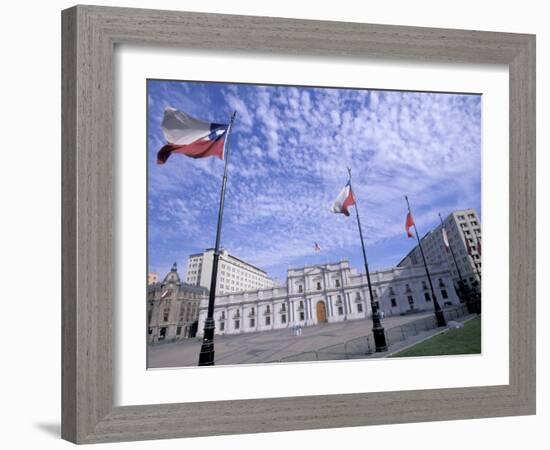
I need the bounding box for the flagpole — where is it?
[348,168,387,352]
[405,196,446,327]
[439,213,474,313]
[198,111,237,366]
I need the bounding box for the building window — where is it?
[265,316,271,326]
[407,295,414,305]
[281,315,287,323]
[335,279,341,287]
[281,303,286,311]
[299,312,305,321]
[176,326,182,335]
[250,318,255,327]
[298,285,303,293]
[163,307,170,322]
[219,322,225,331]
[234,320,240,329]
[266,305,271,314]
[338,306,344,315]
[299,300,304,309]
[148,328,152,335]
[250,307,255,315]
[316,281,322,290]
[424,292,431,302]
[391,298,397,307]
[357,304,363,313]
[441,289,448,299]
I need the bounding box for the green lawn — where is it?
[391,316,481,358]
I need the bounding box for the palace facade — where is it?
[197,260,460,337]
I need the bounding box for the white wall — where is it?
[0,1,546,449]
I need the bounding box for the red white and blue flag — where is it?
[405,212,415,238]
[331,181,356,216]
[442,227,450,251]
[157,107,229,164]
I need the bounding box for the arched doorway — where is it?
[316,301,327,323]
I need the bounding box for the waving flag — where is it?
[314,242,321,252]
[332,181,356,216]
[405,212,415,238]
[157,107,229,164]
[442,227,450,251]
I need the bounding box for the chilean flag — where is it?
[442,227,450,252]
[405,212,415,238]
[157,107,229,164]
[332,181,356,216]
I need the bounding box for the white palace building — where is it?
[197,259,460,337]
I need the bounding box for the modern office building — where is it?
[147,263,208,343]
[197,260,459,337]
[397,209,482,291]
[185,248,276,295]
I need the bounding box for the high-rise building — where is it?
[397,208,481,291]
[185,249,276,295]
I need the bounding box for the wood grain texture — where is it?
[61,5,536,444]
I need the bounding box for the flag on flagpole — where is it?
[157,107,229,164]
[405,212,415,238]
[314,242,321,252]
[331,181,356,216]
[441,227,450,252]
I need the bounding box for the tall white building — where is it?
[185,249,276,295]
[397,208,482,291]
[197,260,459,337]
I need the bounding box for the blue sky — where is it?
[147,80,481,284]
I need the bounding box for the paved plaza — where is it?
[147,309,473,368]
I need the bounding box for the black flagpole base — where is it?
[198,318,215,366]
[373,327,388,352]
[198,339,215,366]
[435,309,447,327]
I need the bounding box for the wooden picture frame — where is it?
[62,5,536,444]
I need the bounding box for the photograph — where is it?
[146,79,482,368]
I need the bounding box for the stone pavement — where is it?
[147,310,459,368]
